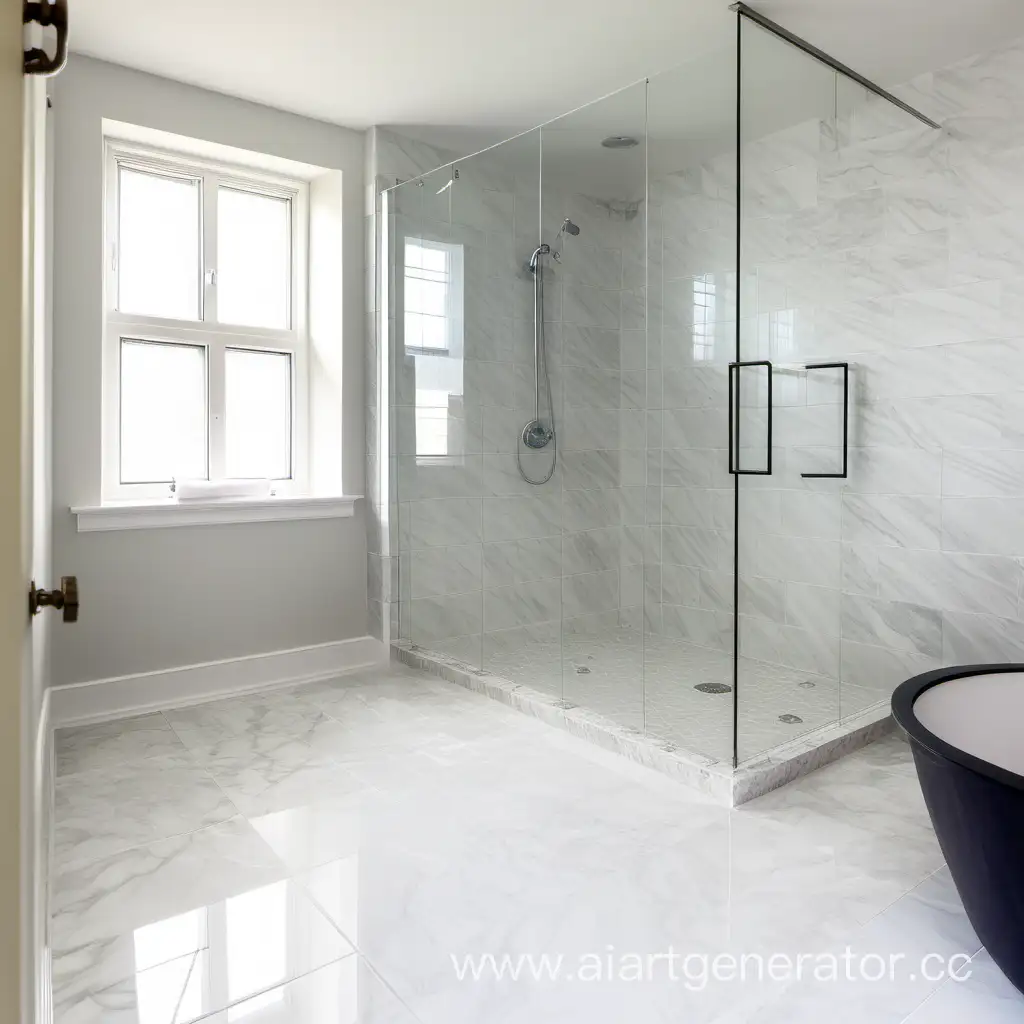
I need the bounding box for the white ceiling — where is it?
[72,0,1024,138]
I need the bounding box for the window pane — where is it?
[217,188,291,330]
[120,339,207,483]
[225,348,292,479]
[118,167,201,320]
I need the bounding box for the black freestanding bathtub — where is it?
[892,664,1024,994]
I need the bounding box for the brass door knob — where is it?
[29,576,78,623]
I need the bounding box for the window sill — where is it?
[71,495,361,533]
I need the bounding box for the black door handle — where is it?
[801,362,850,479]
[728,360,773,476]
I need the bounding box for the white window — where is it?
[692,275,716,363]
[401,236,465,463]
[103,142,308,499]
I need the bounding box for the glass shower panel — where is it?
[645,51,737,762]
[440,132,561,696]
[393,163,483,668]
[828,74,938,721]
[537,82,649,728]
[735,19,922,762]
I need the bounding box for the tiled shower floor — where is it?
[424,630,885,764]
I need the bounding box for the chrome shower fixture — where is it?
[551,218,581,263]
[601,135,639,149]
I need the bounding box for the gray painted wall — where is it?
[50,56,368,686]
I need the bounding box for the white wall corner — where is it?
[49,635,388,728]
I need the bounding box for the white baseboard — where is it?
[49,636,388,729]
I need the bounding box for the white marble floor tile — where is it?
[182,955,420,1024]
[56,713,189,777]
[903,950,1024,1023]
[49,662,1019,1024]
[247,793,379,874]
[742,868,982,1024]
[54,754,236,871]
[54,877,355,1024]
[51,817,286,963]
[187,736,367,817]
[161,691,330,751]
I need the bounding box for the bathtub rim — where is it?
[891,663,1024,794]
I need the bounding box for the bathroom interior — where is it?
[369,7,1001,783]
[33,0,1024,1020]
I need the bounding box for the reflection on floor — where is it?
[445,628,885,762]
[52,662,1022,1023]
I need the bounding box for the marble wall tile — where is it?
[662,605,733,651]
[749,535,841,589]
[786,582,841,636]
[941,496,1024,555]
[842,495,941,550]
[409,544,482,598]
[408,592,482,642]
[663,525,728,571]
[661,487,715,528]
[482,537,562,588]
[482,494,562,542]
[559,408,621,451]
[839,640,941,708]
[876,547,1020,618]
[943,609,1024,663]
[661,563,702,606]
[942,448,1024,497]
[562,488,623,533]
[407,497,483,549]
[779,492,843,540]
[562,280,621,329]
[739,617,840,679]
[842,593,944,658]
[841,542,880,597]
[561,324,622,369]
[562,569,620,619]
[562,527,622,576]
[483,579,562,631]
[560,449,621,491]
[844,447,942,496]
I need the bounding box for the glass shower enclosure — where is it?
[381,6,942,768]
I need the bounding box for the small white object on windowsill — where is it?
[171,478,273,502]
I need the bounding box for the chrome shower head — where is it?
[562,218,580,236]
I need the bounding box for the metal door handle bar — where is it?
[728,360,773,476]
[801,361,849,479]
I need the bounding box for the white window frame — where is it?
[102,140,310,501]
[398,234,466,467]
[401,235,464,357]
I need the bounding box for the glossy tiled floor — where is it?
[51,662,1023,1023]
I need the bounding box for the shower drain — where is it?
[576,666,591,674]
[779,714,804,724]
[694,682,733,695]
[798,680,816,689]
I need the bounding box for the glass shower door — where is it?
[735,17,926,762]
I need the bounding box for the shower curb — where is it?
[393,642,895,805]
